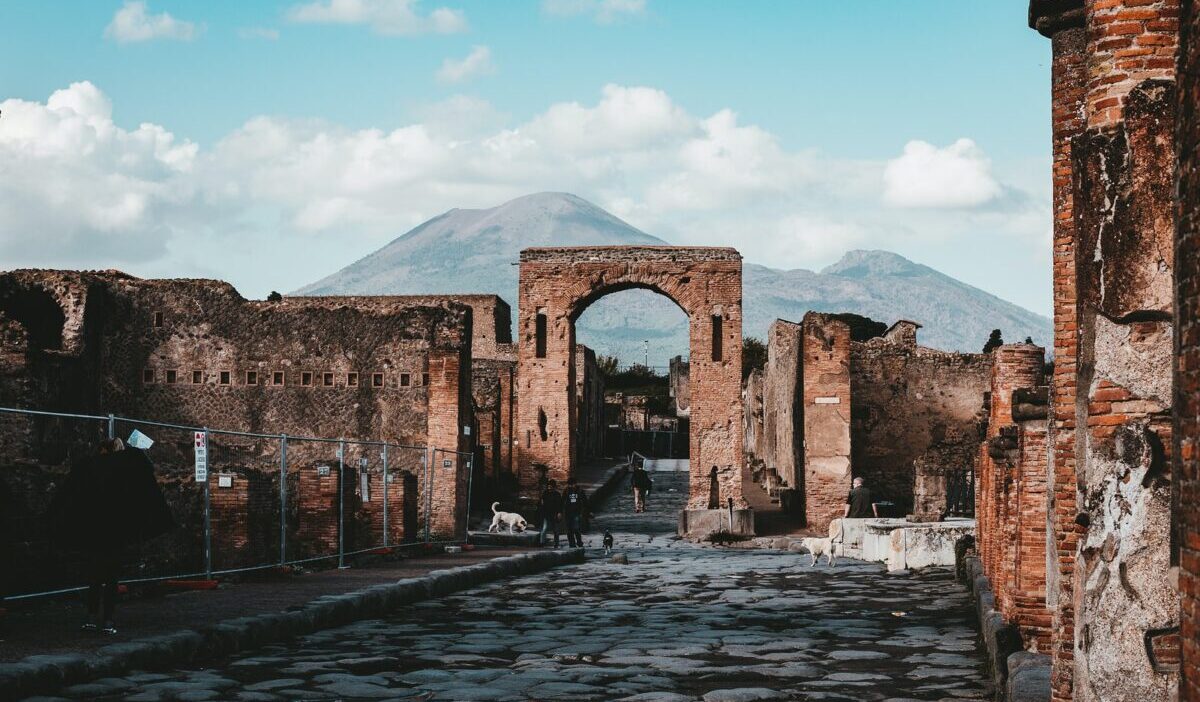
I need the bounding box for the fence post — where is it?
[337,440,346,569]
[203,427,212,579]
[107,414,115,440]
[463,452,474,539]
[382,443,390,548]
[279,434,288,566]
[423,450,432,543]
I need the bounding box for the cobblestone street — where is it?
[33,473,992,701]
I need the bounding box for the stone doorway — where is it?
[516,246,749,533]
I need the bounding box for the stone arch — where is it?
[516,246,747,521]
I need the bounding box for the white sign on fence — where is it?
[194,431,208,482]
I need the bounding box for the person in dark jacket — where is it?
[537,479,562,548]
[47,438,174,635]
[843,477,879,519]
[630,465,653,513]
[561,477,589,548]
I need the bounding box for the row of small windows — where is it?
[142,369,429,388]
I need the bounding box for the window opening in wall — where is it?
[165,370,178,384]
[219,371,231,385]
[422,372,430,386]
[400,373,411,387]
[535,312,548,358]
[372,372,384,387]
[152,311,164,328]
[273,371,285,386]
[711,315,724,362]
[301,371,313,386]
[246,370,258,386]
[192,370,203,384]
[347,372,358,387]
[323,372,334,387]
[538,408,548,441]
[142,369,154,384]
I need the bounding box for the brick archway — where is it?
[516,247,747,521]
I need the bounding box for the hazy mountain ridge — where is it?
[296,193,1051,365]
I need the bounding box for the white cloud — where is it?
[287,0,466,35]
[882,138,1001,208]
[542,0,646,23]
[0,81,1045,307]
[436,46,495,83]
[104,1,198,43]
[238,27,281,41]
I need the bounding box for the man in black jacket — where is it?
[537,479,562,548]
[630,465,653,513]
[561,477,589,548]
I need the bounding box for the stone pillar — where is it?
[800,313,852,531]
[1030,2,1088,697]
[426,347,472,539]
[763,320,801,495]
[1176,1,1200,698]
[1069,1,1180,698]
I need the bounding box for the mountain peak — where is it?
[821,250,927,278]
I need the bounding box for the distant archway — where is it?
[516,246,746,518]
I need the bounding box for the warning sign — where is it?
[194,431,208,482]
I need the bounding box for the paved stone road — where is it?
[32,472,992,701]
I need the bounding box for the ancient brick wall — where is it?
[763,319,802,494]
[516,247,744,510]
[800,313,852,531]
[1030,1,1089,694]
[0,270,475,589]
[669,355,691,417]
[574,345,605,460]
[1176,2,1200,698]
[850,329,992,514]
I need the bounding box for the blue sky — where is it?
[0,1,1054,314]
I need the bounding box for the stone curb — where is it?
[0,549,585,701]
[958,556,1050,702]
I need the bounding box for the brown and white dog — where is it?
[488,502,529,534]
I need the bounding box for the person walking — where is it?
[48,438,174,635]
[537,479,562,548]
[630,464,653,513]
[561,477,589,548]
[844,476,879,519]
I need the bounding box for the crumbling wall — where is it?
[574,345,605,460]
[850,330,992,514]
[1176,2,1200,698]
[762,319,802,495]
[670,355,690,417]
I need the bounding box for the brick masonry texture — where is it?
[1177,1,1200,698]
[799,313,853,531]
[0,270,476,593]
[516,247,745,509]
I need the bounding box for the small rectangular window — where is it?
[165,370,178,384]
[347,372,358,387]
[323,372,334,387]
[219,371,231,385]
[400,373,411,387]
[711,315,724,362]
[301,371,313,386]
[535,312,547,358]
[272,371,285,386]
[142,369,155,384]
[192,370,203,384]
[153,311,164,328]
[422,372,430,387]
[246,370,258,386]
[372,372,384,388]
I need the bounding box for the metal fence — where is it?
[0,406,467,603]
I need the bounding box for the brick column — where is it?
[1175,1,1200,698]
[426,348,472,539]
[800,313,852,531]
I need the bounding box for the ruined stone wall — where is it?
[1029,1,1181,697]
[800,313,852,531]
[1176,2,1200,697]
[849,332,992,514]
[763,320,802,494]
[0,271,474,591]
[574,345,605,460]
[517,247,744,510]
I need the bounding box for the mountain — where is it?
[295,192,1051,365]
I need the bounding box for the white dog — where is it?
[488,502,528,534]
[801,537,837,567]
